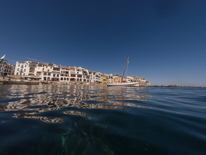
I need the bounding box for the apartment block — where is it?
[0,60,14,76]
[14,61,37,76]
[13,61,148,84]
[102,76,109,84]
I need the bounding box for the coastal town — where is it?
[0,59,151,86]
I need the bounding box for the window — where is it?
[24,69,26,72]
[53,74,55,77]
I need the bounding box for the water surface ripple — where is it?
[0,85,205,155]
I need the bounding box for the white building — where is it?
[14,61,114,83]
[126,76,135,82]
[14,61,38,76]
[126,76,147,83]
[95,72,103,83]
[67,67,91,82]
[34,63,55,81]
[0,60,14,76]
[59,66,70,82]
[89,70,96,82]
[35,65,93,82]
[139,78,146,83]
[108,74,113,83]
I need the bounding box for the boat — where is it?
[107,56,139,87]
[107,82,139,86]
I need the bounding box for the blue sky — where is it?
[0,0,206,86]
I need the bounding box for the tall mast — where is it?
[121,56,129,83]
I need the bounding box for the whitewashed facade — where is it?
[14,61,37,76]
[0,60,14,76]
[126,76,147,83]
[126,76,135,82]
[108,74,113,83]
[34,63,55,81]
[14,61,151,84]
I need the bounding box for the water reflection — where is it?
[13,114,64,123]
[63,110,91,119]
[0,85,150,123]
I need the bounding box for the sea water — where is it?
[0,85,205,155]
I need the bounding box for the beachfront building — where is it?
[34,63,55,81]
[0,60,15,76]
[108,74,113,83]
[14,61,150,84]
[126,76,136,82]
[89,70,96,83]
[51,65,61,81]
[102,74,113,84]
[95,72,103,83]
[126,76,147,83]
[113,76,122,83]
[134,76,146,83]
[14,61,37,76]
[82,68,90,82]
[126,76,151,86]
[59,66,92,82]
[102,76,109,84]
[59,66,70,82]
[65,66,90,82]
[138,77,146,83]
